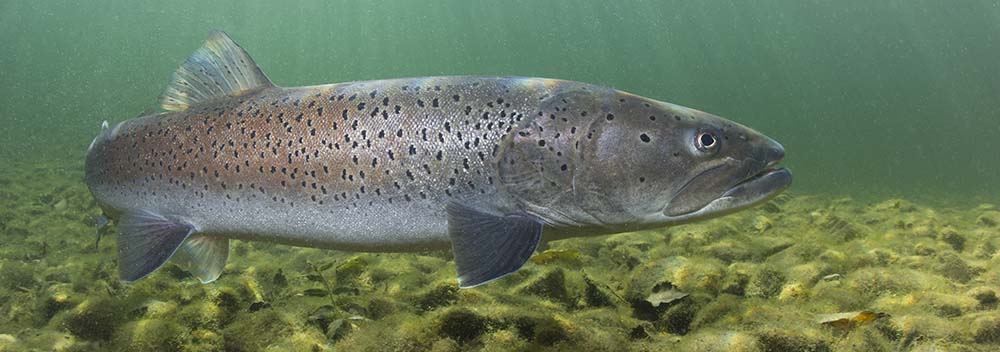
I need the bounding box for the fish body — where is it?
[86,32,790,287]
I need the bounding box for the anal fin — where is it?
[117,210,195,282]
[446,202,543,288]
[171,235,230,283]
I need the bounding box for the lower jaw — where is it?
[661,167,791,223]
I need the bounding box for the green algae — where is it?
[1,161,1000,351]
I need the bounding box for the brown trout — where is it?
[85,31,790,287]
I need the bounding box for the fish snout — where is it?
[762,136,785,166]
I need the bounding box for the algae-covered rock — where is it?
[1,260,37,290]
[268,330,332,351]
[659,257,725,294]
[745,266,786,299]
[436,307,488,344]
[690,294,743,329]
[756,329,831,352]
[833,323,895,352]
[222,309,296,351]
[6,163,1000,352]
[514,268,572,305]
[970,313,1000,343]
[893,314,960,346]
[936,227,966,251]
[816,213,863,242]
[416,282,458,311]
[0,334,16,350]
[213,286,244,324]
[873,198,917,213]
[37,283,78,322]
[968,287,998,308]
[366,297,398,320]
[188,329,223,352]
[753,215,774,232]
[677,330,762,352]
[530,249,582,265]
[17,330,80,352]
[657,293,710,335]
[977,211,1000,227]
[512,314,570,346]
[177,300,226,330]
[847,268,919,298]
[778,282,808,301]
[113,318,183,352]
[530,315,570,346]
[479,329,529,351]
[702,238,754,263]
[429,338,461,352]
[933,251,977,283]
[973,239,996,259]
[582,276,615,308]
[62,294,125,340]
[721,263,752,296]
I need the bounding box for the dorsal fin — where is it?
[159,30,274,112]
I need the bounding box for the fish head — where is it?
[571,96,791,229]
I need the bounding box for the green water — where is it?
[3,0,998,202]
[2,1,1000,351]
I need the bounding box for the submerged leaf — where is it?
[645,289,688,307]
[817,311,888,331]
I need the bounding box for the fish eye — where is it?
[695,132,717,150]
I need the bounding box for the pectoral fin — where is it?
[117,210,195,282]
[446,202,543,288]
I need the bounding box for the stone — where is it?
[436,307,488,344]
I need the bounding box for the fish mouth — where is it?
[658,162,791,223]
[721,165,792,202]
